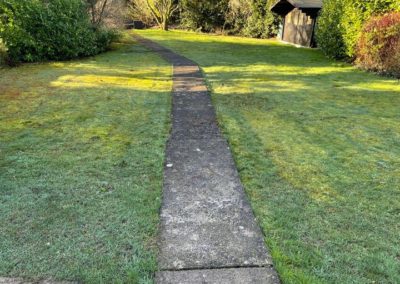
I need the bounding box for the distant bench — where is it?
[125,20,146,30]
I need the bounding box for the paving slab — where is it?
[160,138,272,269]
[170,108,221,140]
[156,267,280,284]
[0,278,75,284]
[133,34,280,283]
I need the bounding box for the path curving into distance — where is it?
[133,34,280,284]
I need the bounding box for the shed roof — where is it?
[288,0,322,8]
[271,0,322,17]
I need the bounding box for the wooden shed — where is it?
[271,0,322,47]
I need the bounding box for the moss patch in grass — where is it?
[136,29,400,284]
[0,36,172,283]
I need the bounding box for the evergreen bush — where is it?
[179,0,229,32]
[0,0,117,65]
[232,0,278,38]
[316,0,399,59]
[179,0,278,37]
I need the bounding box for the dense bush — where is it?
[226,0,278,38]
[179,0,229,32]
[356,12,400,78]
[316,0,400,59]
[0,0,117,64]
[0,39,5,65]
[179,0,278,37]
[315,0,346,59]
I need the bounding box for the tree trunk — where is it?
[162,19,168,31]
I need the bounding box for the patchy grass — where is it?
[0,35,172,283]
[136,29,400,284]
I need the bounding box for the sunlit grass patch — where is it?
[137,29,400,284]
[0,35,172,283]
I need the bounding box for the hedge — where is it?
[0,0,117,65]
[316,0,400,59]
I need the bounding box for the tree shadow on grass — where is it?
[0,42,172,283]
[217,92,400,283]
[138,31,400,283]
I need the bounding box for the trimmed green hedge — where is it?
[316,0,400,59]
[0,0,117,65]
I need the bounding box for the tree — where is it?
[128,0,154,26]
[86,0,109,27]
[129,0,177,30]
[86,0,127,28]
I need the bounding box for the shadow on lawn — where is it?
[0,42,171,283]
[210,82,400,283]
[138,33,400,283]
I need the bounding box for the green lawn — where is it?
[0,35,172,283]
[136,30,400,284]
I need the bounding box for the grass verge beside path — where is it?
[136,30,400,284]
[0,35,172,283]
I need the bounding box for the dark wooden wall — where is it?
[282,8,316,47]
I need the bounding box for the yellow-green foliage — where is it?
[0,40,5,66]
[317,0,400,59]
[137,29,400,284]
[341,0,400,58]
[0,36,172,282]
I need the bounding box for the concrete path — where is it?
[0,278,74,284]
[133,34,280,284]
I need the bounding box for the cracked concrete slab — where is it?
[133,34,280,283]
[156,267,280,284]
[160,138,272,269]
[170,109,221,140]
[0,278,75,284]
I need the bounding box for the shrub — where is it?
[356,12,400,78]
[341,0,398,58]
[0,0,117,64]
[315,0,346,59]
[94,28,119,50]
[226,0,278,38]
[179,0,229,32]
[0,39,6,66]
[316,0,399,59]
[179,0,278,37]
